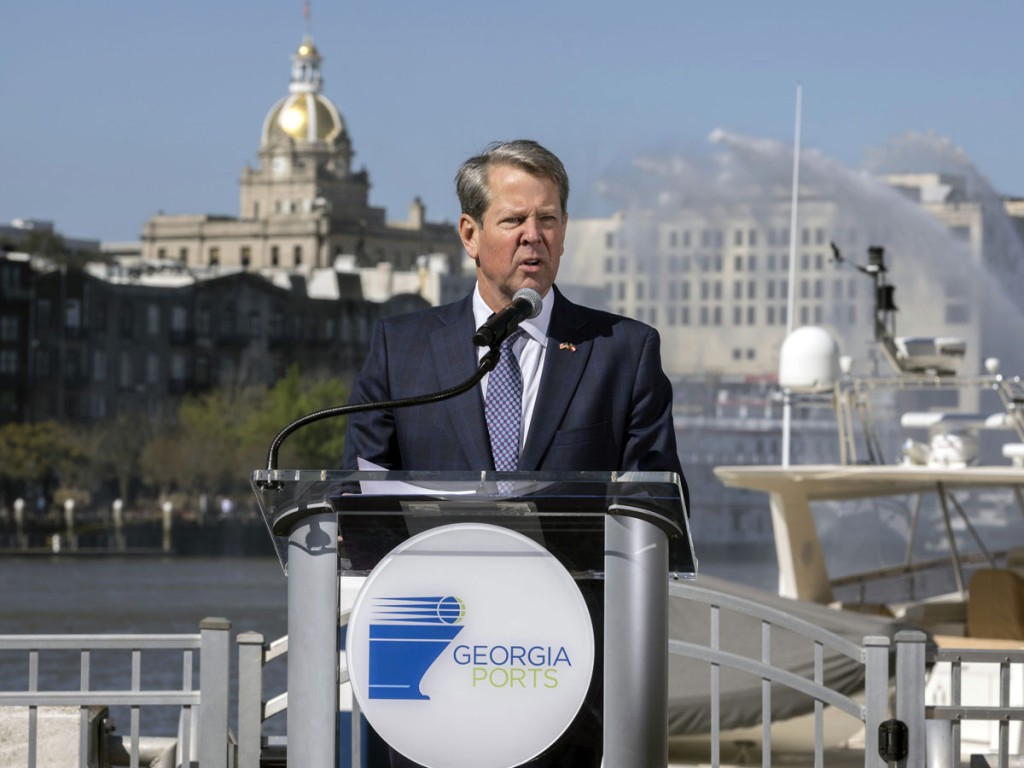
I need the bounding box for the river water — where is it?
[0,548,776,741]
[0,556,290,740]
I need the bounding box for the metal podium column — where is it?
[287,510,339,768]
[604,512,669,767]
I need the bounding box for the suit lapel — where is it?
[519,289,592,470]
[428,297,493,469]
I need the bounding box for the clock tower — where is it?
[240,35,364,223]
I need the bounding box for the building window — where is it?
[179,247,188,260]
[120,352,132,388]
[148,304,160,335]
[172,306,187,332]
[748,229,758,247]
[733,281,742,299]
[767,306,776,324]
[733,306,742,325]
[747,254,757,271]
[241,246,252,268]
[605,232,615,249]
[93,350,107,382]
[0,316,17,341]
[734,229,743,246]
[681,307,690,325]
[271,246,280,266]
[747,306,756,324]
[734,255,743,271]
[668,231,678,248]
[147,354,159,384]
[0,350,17,374]
[172,354,186,381]
[294,245,303,266]
[209,246,220,266]
[946,305,970,324]
[66,299,81,330]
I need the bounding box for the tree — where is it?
[240,365,349,470]
[0,420,83,505]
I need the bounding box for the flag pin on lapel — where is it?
[559,342,577,352]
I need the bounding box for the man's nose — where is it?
[520,216,542,244]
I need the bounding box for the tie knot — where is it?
[501,328,526,350]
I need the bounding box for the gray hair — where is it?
[455,140,570,223]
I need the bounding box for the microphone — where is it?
[472,288,543,347]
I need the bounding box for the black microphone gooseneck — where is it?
[260,288,544,482]
[261,348,500,481]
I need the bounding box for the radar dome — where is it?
[779,326,841,393]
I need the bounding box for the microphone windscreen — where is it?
[513,287,543,319]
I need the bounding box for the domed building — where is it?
[141,35,461,276]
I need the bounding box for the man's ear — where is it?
[458,213,479,260]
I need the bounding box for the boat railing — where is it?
[667,580,890,767]
[0,616,232,768]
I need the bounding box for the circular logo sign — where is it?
[347,523,595,768]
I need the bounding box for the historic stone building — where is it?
[140,35,462,275]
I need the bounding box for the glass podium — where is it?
[251,469,695,768]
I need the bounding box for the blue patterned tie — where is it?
[486,329,526,472]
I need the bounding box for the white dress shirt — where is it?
[473,285,553,453]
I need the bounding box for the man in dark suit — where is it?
[343,139,686,767]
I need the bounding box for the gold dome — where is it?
[265,92,344,144]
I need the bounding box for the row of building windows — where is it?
[606,226,834,251]
[620,303,861,328]
[607,225,895,252]
[604,251,842,275]
[611,277,862,302]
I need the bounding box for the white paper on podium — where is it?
[356,457,476,496]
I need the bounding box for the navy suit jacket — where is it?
[342,287,687,766]
[342,286,686,510]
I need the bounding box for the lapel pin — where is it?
[559,342,577,352]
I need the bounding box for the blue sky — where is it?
[2,1,1022,243]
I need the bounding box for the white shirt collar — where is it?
[472,284,553,347]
